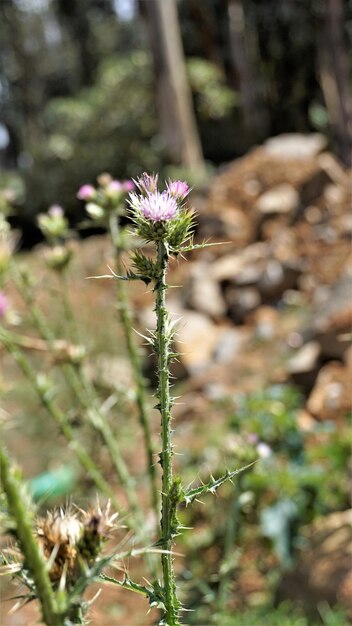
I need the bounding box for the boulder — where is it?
[182,262,226,318]
[312,275,352,360]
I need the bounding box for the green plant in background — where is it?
[228,384,349,565]
[77,175,158,514]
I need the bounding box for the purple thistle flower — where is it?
[107,180,123,193]
[138,191,178,222]
[0,291,9,318]
[48,204,64,218]
[167,180,190,201]
[122,180,135,192]
[77,184,96,201]
[135,173,159,195]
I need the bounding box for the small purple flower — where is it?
[48,204,64,218]
[122,180,135,192]
[107,180,123,193]
[77,184,96,201]
[0,291,9,318]
[137,191,178,222]
[167,180,190,200]
[135,173,159,194]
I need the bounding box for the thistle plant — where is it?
[98,173,250,625]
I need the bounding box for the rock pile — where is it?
[139,133,351,423]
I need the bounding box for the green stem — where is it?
[109,215,158,515]
[60,268,80,344]
[0,442,62,626]
[156,240,180,626]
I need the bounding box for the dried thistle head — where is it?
[36,508,82,585]
[36,502,118,586]
[78,500,119,563]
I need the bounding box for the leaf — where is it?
[183,463,256,506]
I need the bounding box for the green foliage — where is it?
[187,58,237,120]
[212,602,349,626]
[228,385,349,564]
[24,52,161,215]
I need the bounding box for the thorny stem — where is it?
[109,214,158,515]
[156,240,180,626]
[0,442,63,626]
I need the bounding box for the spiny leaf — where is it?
[183,462,256,506]
[175,240,228,255]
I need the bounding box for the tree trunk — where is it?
[140,0,205,173]
[317,0,352,166]
[227,0,266,141]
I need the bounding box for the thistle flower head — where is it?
[134,172,159,195]
[77,184,96,201]
[166,180,190,201]
[37,508,82,583]
[122,180,135,192]
[36,502,118,585]
[44,245,72,272]
[48,204,64,218]
[131,191,178,222]
[37,206,69,241]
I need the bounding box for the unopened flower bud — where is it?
[97,173,113,187]
[77,184,96,201]
[86,202,105,220]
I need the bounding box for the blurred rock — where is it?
[210,243,269,284]
[263,133,327,160]
[286,341,321,392]
[255,183,299,215]
[258,260,301,301]
[318,152,351,188]
[248,306,280,341]
[213,327,248,363]
[175,310,221,375]
[182,262,226,318]
[312,275,352,360]
[298,167,333,205]
[224,285,261,324]
[307,361,351,421]
[276,509,352,618]
[196,207,254,245]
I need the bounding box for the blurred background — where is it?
[0,1,351,625]
[0,0,351,234]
